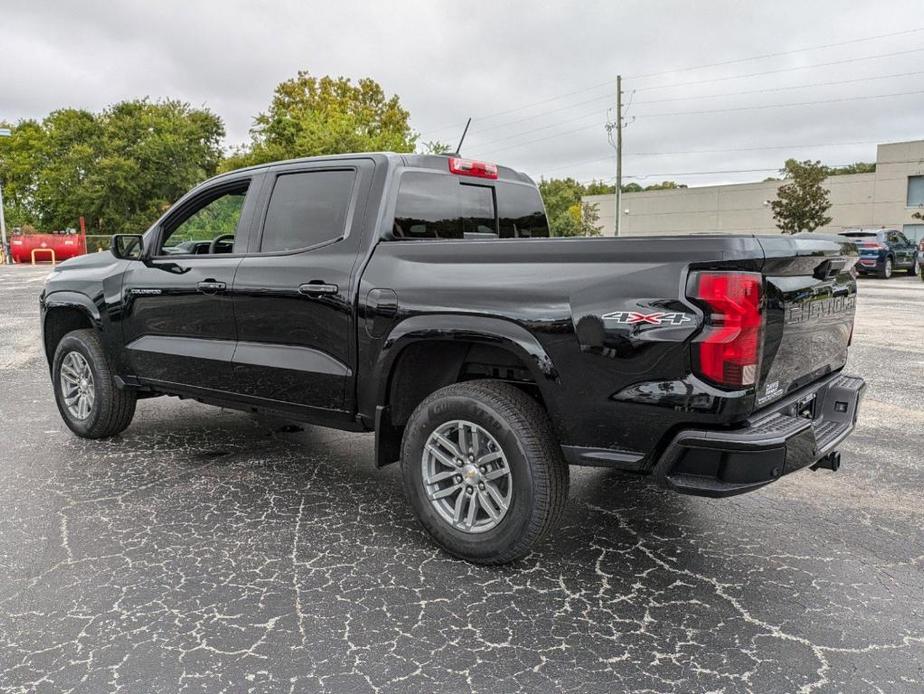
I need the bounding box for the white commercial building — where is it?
[583,139,924,244]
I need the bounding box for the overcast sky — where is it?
[4,0,924,187]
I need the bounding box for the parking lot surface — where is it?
[0,264,922,693]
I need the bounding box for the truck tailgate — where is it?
[755,234,858,408]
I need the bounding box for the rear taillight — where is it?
[688,271,764,388]
[448,157,498,179]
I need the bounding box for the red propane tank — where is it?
[9,232,87,264]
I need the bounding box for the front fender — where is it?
[42,290,103,326]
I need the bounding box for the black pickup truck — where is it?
[41,153,865,563]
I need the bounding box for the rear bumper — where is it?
[856,257,883,272]
[652,372,865,498]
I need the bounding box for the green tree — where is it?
[584,179,615,195]
[826,162,875,176]
[643,180,687,191]
[570,201,603,236]
[223,71,416,171]
[0,99,224,234]
[421,140,452,154]
[538,177,618,236]
[621,182,643,193]
[537,177,586,236]
[770,159,832,234]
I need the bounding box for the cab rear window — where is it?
[392,172,549,240]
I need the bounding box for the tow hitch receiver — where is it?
[811,451,841,472]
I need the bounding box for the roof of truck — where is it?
[199,152,535,189]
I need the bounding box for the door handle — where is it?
[298,282,339,297]
[197,280,227,294]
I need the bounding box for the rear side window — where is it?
[497,182,550,238]
[260,170,356,252]
[393,173,494,239]
[392,172,549,240]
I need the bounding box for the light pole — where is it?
[0,127,10,263]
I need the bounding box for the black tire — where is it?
[52,329,136,439]
[910,257,920,277]
[400,380,568,564]
[879,256,893,279]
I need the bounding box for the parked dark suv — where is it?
[838,228,919,278]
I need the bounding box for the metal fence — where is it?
[85,235,111,253]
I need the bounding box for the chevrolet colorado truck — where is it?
[41,153,865,564]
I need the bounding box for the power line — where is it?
[418,29,924,138]
[634,69,924,105]
[471,86,924,156]
[582,200,906,216]
[459,68,924,148]
[581,160,924,184]
[466,111,604,151]
[637,87,924,118]
[627,26,924,80]
[535,139,891,176]
[634,46,924,92]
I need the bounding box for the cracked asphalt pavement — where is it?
[0,264,922,693]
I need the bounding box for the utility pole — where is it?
[614,75,623,236]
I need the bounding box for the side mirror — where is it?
[111,234,145,260]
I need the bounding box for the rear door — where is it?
[121,175,262,391]
[754,235,858,407]
[230,158,375,416]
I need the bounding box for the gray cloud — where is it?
[3,0,923,186]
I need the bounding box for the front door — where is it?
[230,159,374,416]
[120,175,261,393]
[891,230,916,268]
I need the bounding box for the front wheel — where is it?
[400,380,569,564]
[910,257,920,277]
[52,329,137,438]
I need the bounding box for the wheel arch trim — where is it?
[42,291,103,366]
[372,314,560,413]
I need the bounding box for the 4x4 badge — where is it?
[602,311,692,326]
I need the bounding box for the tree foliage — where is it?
[640,180,687,191]
[770,159,832,234]
[223,71,416,171]
[826,162,875,176]
[421,140,452,154]
[0,100,224,233]
[539,177,615,236]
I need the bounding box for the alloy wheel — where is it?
[60,351,95,420]
[421,419,513,534]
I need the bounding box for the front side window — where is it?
[260,170,356,252]
[160,184,249,255]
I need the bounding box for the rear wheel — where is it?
[52,329,136,438]
[400,380,568,564]
[879,256,893,279]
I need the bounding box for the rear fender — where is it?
[372,314,561,436]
